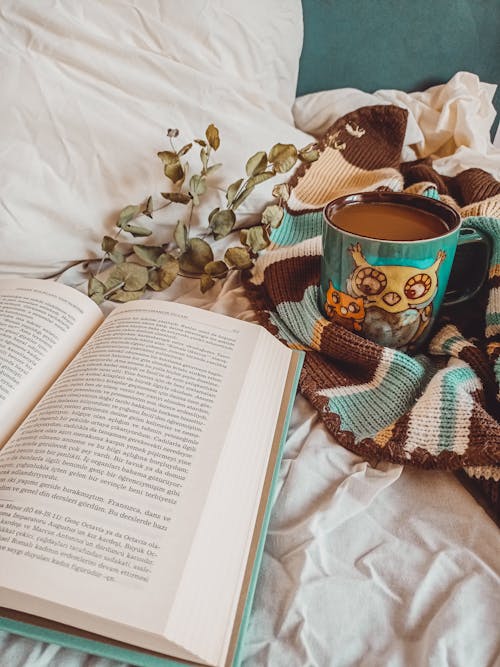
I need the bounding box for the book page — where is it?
[0,300,265,655]
[0,279,104,445]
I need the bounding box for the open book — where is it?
[0,278,303,667]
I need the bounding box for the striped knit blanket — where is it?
[245,105,500,524]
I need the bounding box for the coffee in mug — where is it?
[331,202,450,241]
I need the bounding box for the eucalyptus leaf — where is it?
[208,207,220,224]
[101,235,117,253]
[121,222,152,237]
[158,151,184,183]
[158,255,179,288]
[194,138,207,147]
[210,209,236,239]
[268,143,298,173]
[143,195,154,218]
[88,277,105,300]
[132,245,164,266]
[147,268,163,291]
[157,150,178,165]
[272,183,290,201]
[174,220,189,252]
[240,226,270,252]
[245,151,268,177]
[205,124,220,151]
[261,204,284,228]
[200,274,215,293]
[178,143,193,156]
[117,204,141,227]
[298,147,320,162]
[90,292,104,305]
[161,192,192,204]
[226,179,243,207]
[179,238,214,274]
[204,260,228,278]
[109,249,125,264]
[111,263,149,291]
[206,163,222,175]
[200,147,209,173]
[231,183,255,210]
[109,288,145,302]
[246,170,275,187]
[224,246,253,270]
[189,174,207,206]
[103,276,125,293]
[164,162,184,184]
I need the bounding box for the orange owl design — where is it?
[324,281,365,331]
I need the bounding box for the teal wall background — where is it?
[298,0,500,138]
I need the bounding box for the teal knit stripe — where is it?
[438,364,479,451]
[442,334,467,355]
[270,210,323,246]
[272,285,322,347]
[486,312,500,327]
[318,348,432,441]
[268,311,306,348]
[423,186,440,199]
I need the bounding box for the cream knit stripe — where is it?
[289,147,403,211]
[429,324,476,357]
[250,236,321,287]
[464,465,500,482]
[403,359,481,457]
[461,196,500,219]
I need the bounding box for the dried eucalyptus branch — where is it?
[88,124,318,303]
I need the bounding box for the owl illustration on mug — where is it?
[345,243,446,347]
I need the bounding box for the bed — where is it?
[1,1,499,666]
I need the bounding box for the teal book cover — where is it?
[0,352,304,667]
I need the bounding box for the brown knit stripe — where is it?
[401,158,450,194]
[466,402,500,462]
[451,168,500,206]
[458,345,497,406]
[319,323,383,379]
[303,350,360,390]
[338,106,408,170]
[261,254,320,305]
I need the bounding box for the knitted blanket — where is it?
[245,105,500,525]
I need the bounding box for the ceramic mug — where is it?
[319,192,490,350]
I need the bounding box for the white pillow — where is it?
[0,0,310,277]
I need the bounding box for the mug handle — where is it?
[443,226,491,307]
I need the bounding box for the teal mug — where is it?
[319,192,490,351]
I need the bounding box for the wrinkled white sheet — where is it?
[1,36,500,667]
